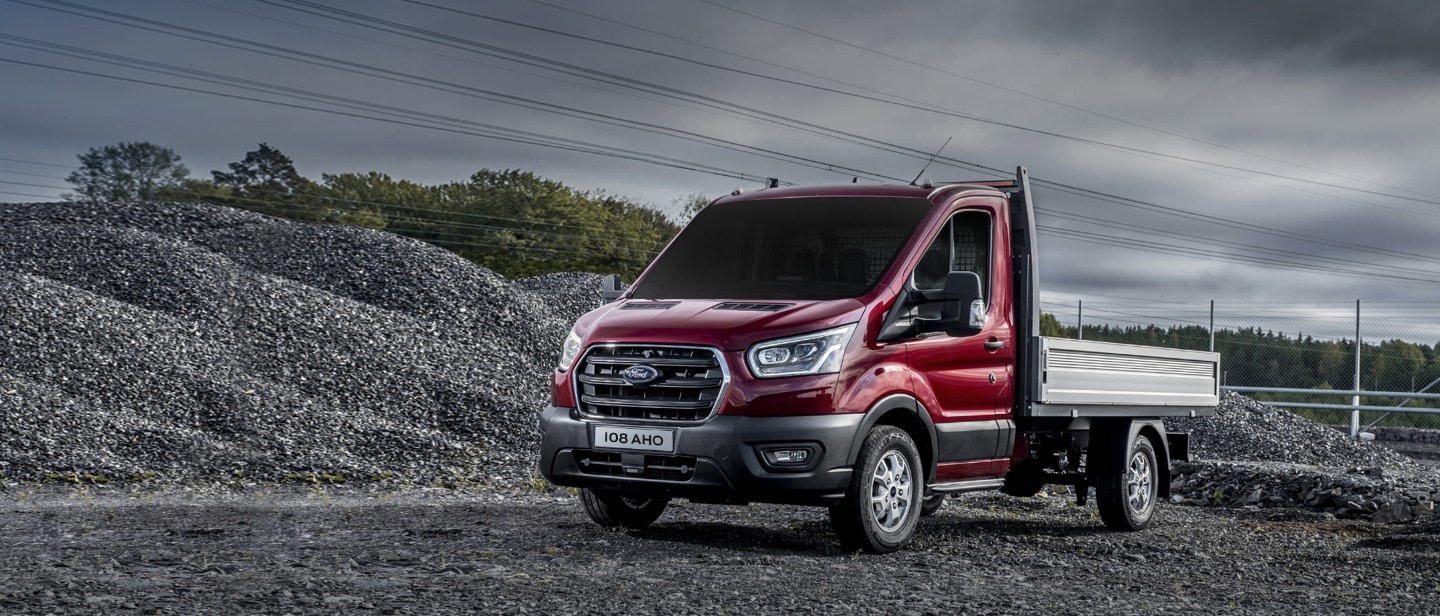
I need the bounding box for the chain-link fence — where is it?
[1038,299,1440,430]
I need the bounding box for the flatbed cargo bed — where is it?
[1026,337,1219,418]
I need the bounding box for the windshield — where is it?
[631,197,932,300]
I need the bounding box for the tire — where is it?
[579,488,669,530]
[830,426,924,553]
[1095,436,1158,531]
[920,493,946,517]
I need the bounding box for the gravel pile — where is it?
[1170,461,1439,523]
[1168,392,1415,469]
[0,201,603,487]
[1165,392,1435,521]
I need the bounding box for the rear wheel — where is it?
[830,426,923,553]
[580,488,669,529]
[1095,437,1158,531]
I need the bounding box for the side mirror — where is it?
[914,271,985,334]
[600,274,626,304]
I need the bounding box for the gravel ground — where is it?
[0,487,1435,615]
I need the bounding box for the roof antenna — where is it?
[909,136,952,186]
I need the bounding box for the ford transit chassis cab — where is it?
[539,167,1219,553]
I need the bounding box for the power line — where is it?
[0,167,68,180]
[0,156,73,169]
[1,2,876,183]
[1037,206,1440,281]
[11,0,1440,280]
[169,0,762,130]
[402,0,1440,208]
[688,0,1440,202]
[0,34,799,190]
[0,56,775,187]
[0,190,59,200]
[1037,226,1440,286]
[220,1,1440,266]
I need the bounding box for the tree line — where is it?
[62,141,691,279]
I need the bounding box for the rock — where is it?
[1372,502,1414,524]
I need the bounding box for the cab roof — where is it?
[712,181,1015,207]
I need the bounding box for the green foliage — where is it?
[672,192,710,224]
[1038,311,1068,337]
[212,143,321,219]
[67,144,684,280]
[314,168,678,279]
[65,141,190,202]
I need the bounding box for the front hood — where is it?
[576,298,867,351]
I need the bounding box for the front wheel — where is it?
[580,488,669,529]
[830,426,923,553]
[1095,437,1158,531]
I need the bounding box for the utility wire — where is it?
[1038,206,1440,281]
[10,0,1440,275]
[404,0,1440,208]
[689,0,1440,201]
[1,2,874,183]
[0,56,776,187]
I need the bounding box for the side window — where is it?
[911,211,991,301]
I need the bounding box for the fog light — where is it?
[762,447,812,466]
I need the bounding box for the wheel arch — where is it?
[848,394,939,482]
[1134,422,1172,498]
[1088,419,1172,498]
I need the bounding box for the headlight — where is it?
[746,324,856,378]
[558,329,583,372]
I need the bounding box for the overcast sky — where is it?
[2,0,1439,319]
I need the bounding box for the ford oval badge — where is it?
[621,364,661,386]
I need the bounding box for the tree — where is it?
[65,141,190,202]
[672,192,710,224]
[213,143,316,217]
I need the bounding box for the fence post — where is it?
[1077,300,1083,340]
[1209,300,1215,352]
[1351,299,1361,437]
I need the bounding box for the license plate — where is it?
[593,425,676,453]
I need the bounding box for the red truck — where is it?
[539,167,1219,552]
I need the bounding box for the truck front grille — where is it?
[574,450,698,482]
[573,345,727,422]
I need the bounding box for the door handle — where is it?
[984,338,1005,351]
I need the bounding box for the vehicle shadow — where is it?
[627,509,1110,556]
[916,515,1111,540]
[634,519,844,555]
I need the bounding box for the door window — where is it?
[912,210,991,301]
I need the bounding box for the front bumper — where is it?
[538,406,863,505]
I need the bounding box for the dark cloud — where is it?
[967,0,1440,72]
[1,0,1437,307]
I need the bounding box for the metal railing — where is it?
[1041,299,1440,433]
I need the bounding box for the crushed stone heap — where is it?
[0,201,600,487]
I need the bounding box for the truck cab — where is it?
[538,167,1218,553]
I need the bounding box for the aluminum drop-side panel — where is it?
[1038,337,1219,408]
